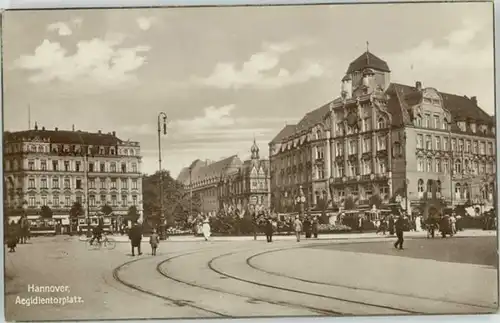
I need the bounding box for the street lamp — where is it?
[157,112,168,227]
[328,176,334,207]
[295,185,306,217]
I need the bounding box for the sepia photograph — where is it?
[2,1,498,321]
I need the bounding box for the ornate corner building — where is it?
[177,140,271,215]
[3,125,143,222]
[269,50,496,214]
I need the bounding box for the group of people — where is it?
[5,215,31,252]
[289,215,320,242]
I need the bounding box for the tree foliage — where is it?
[142,171,202,228]
[344,196,356,210]
[69,202,84,218]
[127,206,140,222]
[368,194,383,209]
[101,204,113,215]
[40,205,53,218]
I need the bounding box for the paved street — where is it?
[4,233,498,321]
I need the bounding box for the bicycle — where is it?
[86,234,116,250]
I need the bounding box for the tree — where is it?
[344,196,356,210]
[101,204,113,215]
[69,202,84,218]
[40,205,53,218]
[127,206,140,223]
[142,171,202,228]
[368,194,383,209]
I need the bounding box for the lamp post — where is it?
[76,132,91,236]
[328,176,334,207]
[402,133,409,215]
[157,112,168,228]
[295,185,306,217]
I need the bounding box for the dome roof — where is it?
[346,51,390,74]
[251,139,259,152]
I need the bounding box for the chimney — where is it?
[98,130,102,134]
[55,127,58,131]
[112,131,116,136]
[42,127,45,131]
[72,124,75,131]
[471,96,477,105]
[415,81,422,91]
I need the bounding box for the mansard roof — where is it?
[3,128,128,146]
[346,51,390,74]
[177,155,242,185]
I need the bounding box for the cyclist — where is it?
[89,215,104,245]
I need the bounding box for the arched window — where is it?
[443,118,449,130]
[426,158,432,172]
[455,183,461,198]
[464,159,470,173]
[436,159,442,172]
[417,179,424,192]
[415,115,422,127]
[316,130,321,140]
[377,118,386,129]
[427,179,433,192]
[454,159,462,174]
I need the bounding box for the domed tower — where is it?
[250,138,260,160]
[344,47,391,97]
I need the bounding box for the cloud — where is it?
[172,104,237,131]
[197,42,325,89]
[385,18,492,71]
[47,22,72,36]
[14,34,151,86]
[136,17,156,31]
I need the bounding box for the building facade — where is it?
[269,50,496,215]
[177,141,271,215]
[3,124,143,224]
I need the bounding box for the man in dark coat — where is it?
[312,216,319,238]
[388,215,395,235]
[394,215,405,250]
[303,217,311,238]
[128,221,143,256]
[265,218,273,243]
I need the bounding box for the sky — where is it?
[2,2,495,178]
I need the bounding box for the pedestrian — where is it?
[265,218,273,243]
[7,221,18,252]
[394,215,405,250]
[377,217,387,235]
[450,214,457,234]
[149,228,160,256]
[388,215,395,235]
[303,217,311,239]
[202,216,211,241]
[358,216,364,233]
[128,221,143,256]
[294,216,303,242]
[312,216,319,238]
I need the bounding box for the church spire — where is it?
[250,137,260,160]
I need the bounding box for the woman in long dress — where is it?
[415,215,422,232]
[202,216,211,241]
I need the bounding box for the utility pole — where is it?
[448,121,454,210]
[76,132,91,236]
[157,112,168,228]
[403,132,409,214]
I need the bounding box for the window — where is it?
[415,116,422,127]
[132,179,138,190]
[480,142,485,154]
[436,180,442,193]
[111,179,117,189]
[111,195,117,206]
[100,163,106,172]
[64,178,70,189]
[435,137,441,150]
[425,136,432,150]
[52,177,59,188]
[121,163,127,173]
[132,195,137,205]
[110,163,116,172]
[52,161,58,171]
[364,118,372,131]
[362,160,372,174]
[436,159,442,173]
[28,178,35,189]
[100,178,106,189]
[318,167,325,179]
[89,162,94,172]
[28,160,35,170]
[463,184,470,200]
[427,180,433,192]
[488,142,493,155]
[466,140,471,153]
[454,159,462,174]
[64,161,70,172]
[473,141,478,154]
[416,135,423,149]
[348,161,356,177]
[417,158,424,172]
[433,115,440,129]
[122,195,127,206]
[89,195,96,206]
[41,160,47,171]
[377,117,385,129]
[53,196,59,207]
[337,163,344,177]
[455,183,461,199]
[363,137,371,152]
[443,159,449,173]
[132,163,138,173]
[41,178,47,189]
[480,162,485,174]
[349,140,358,154]
[426,158,432,172]
[443,138,449,151]
[76,196,82,204]
[473,161,479,174]
[89,179,95,189]
[451,139,456,151]
[76,179,82,189]
[336,142,344,156]
[377,135,386,150]
[65,196,71,207]
[418,179,424,194]
[100,195,106,204]
[424,114,430,127]
[458,139,464,152]
[380,186,389,197]
[29,196,36,207]
[378,159,387,174]
[121,179,128,189]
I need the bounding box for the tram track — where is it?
[246,248,498,311]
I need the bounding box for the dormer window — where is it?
[457,121,466,132]
[470,123,477,133]
[442,118,449,130]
